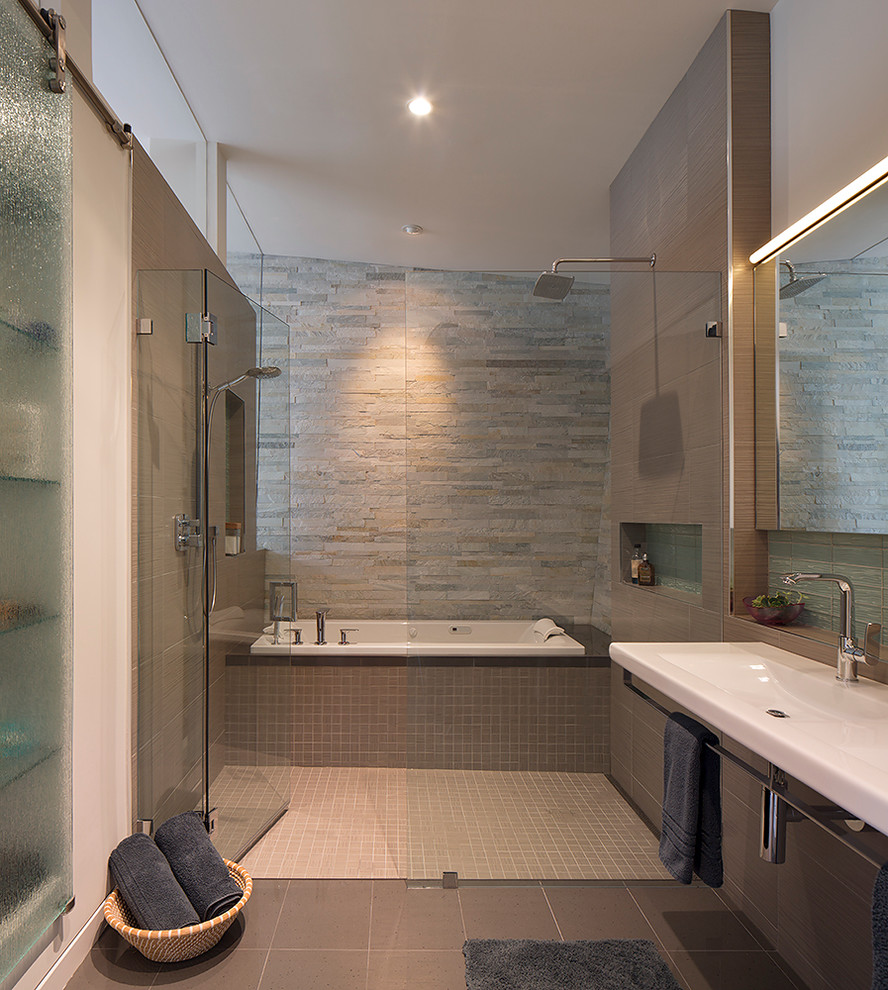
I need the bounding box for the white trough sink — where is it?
[610,641,888,836]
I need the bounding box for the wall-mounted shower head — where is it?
[532,255,656,301]
[533,271,575,300]
[780,261,827,299]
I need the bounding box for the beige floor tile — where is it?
[240,766,670,882]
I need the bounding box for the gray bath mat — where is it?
[463,938,681,990]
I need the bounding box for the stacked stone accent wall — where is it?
[240,254,611,634]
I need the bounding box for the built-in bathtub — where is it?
[229,618,606,772]
[249,618,586,657]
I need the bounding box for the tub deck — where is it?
[249,619,586,657]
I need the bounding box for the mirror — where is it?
[753,170,888,533]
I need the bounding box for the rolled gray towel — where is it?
[108,833,200,931]
[154,812,243,921]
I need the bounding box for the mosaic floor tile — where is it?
[240,767,670,881]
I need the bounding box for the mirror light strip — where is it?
[749,153,888,266]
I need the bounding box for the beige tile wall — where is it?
[604,12,888,990]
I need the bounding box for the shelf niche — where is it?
[620,522,703,603]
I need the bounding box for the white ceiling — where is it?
[137,0,777,271]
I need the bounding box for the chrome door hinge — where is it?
[185,312,218,345]
[40,9,67,93]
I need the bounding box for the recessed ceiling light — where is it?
[401,224,424,235]
[407,96,432,116]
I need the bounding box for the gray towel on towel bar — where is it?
[108,832,200,931]
[154,811,243,921]
[659,712,723,887]
[872,863,888,989]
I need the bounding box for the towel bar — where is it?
[622,668,885,870]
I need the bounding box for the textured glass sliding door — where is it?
[0,0,73,979]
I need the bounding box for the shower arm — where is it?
[548,254,656,273]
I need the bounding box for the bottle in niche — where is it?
[630,544,642,585]
[638,553,655,586]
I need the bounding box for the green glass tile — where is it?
[786,530,832,547]
[832,564,882,593]
[833,544,883,569]
[832,532,882,549]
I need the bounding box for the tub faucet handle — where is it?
[339,628,358,646]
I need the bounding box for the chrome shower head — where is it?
[780,273,827,299]
[210,366,282,392]
[533,271,575,300]
[780,261,827,299]
[532,254,656,302]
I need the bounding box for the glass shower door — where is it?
[135,270,291,860]
[203,271,291,859]
[135,270,207,834]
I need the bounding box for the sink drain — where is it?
[766,709,789,718]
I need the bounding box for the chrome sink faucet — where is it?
[781,573,882,683]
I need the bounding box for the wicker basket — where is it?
[102,860,252,963]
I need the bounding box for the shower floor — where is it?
[238,767,671,882]
[208,764,293,860]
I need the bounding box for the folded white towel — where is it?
[532,617,565,641]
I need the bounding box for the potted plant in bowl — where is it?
[741,590,805,626]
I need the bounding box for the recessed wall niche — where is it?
[619,522,703,601]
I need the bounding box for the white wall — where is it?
[2,87,132,990]
[770,0,888,231]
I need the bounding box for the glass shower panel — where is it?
[279,258,409,877]
[203,271,290,860]
[0,0,73,978]
[135,270,206,832]
[403,269,722,882]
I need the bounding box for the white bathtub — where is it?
[249,619,586,657]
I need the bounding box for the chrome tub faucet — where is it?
[270,581,297,645]
[316,609,329,646]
